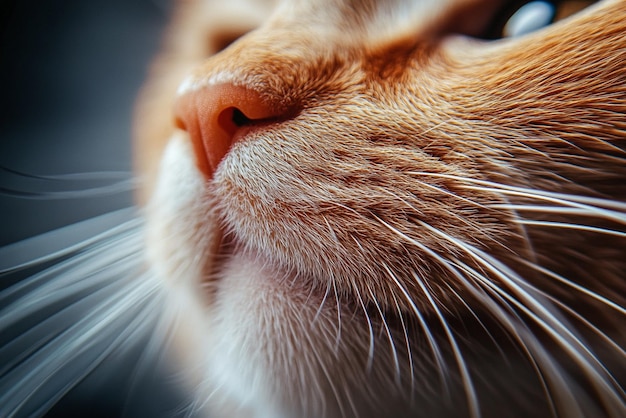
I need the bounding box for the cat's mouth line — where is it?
[206,228,228,280]
[216,228,237,258]
[204,224,248,287]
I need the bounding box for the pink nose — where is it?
[174,83,289,178]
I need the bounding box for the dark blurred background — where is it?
[0,0,169,245]
[1,0,191,416]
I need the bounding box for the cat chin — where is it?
[199,252,314,417]
[143,135,324,416]
[170,249,413,418]
[156,249,303,418]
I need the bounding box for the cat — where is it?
[1,0,625,417]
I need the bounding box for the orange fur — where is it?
[136,0,625,416]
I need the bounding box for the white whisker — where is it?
[365,285,401,385]
[519,259,625,316]
[515,219,626,238]
[511,270,626,359]
[354,285,376,373]
[409,171,626,223]
[412,270,480,418]
[467,185,626,224]
[444,283,509,361]
[0,213,172,417]
[0,208,140,274]
[489,204,608,216]
[332,280,343,353]
[373,211,624,415]
[1,271,163,416]
[420,224,625,412]
[312,281,332,324]
[185,378,227,418]
[451,259,569,417]
[377,182,486,210]
[381,263,448,389]
[391,293,415,397]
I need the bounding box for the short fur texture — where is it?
[132,0,626,417]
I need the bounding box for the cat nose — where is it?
[174,83,288,178]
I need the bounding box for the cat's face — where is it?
[136,0,625,416]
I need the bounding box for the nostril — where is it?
[217,107,251,139]
[231,108,250,127]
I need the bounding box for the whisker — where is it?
[370,217,482,414]
[410,247,560,414]
[377,182,486,210]
[519,259,625,316]
[185,379,226,418]
[408,171,626,223]
[378,187,493,238]
[0,270,163,417]
[332,280,343,353]
[423,225,601,355]
[422,226,625,412]
[514,219,626,238]
[451,260,567,418]
[510,267,626,359]
[0,166,135,199]
[411,270,480,418]
[0,181,135,200]
[443,283,509,362]
[354,285,376,373]
[0,228,142,323]
[373,213,624,415]
[0,207,139,274]
[365,285,401,385]
[466,185,626,224]
[0,211,170,417]
[312,281,332,324]
[381,262,448,390]
[489,204,609,216]
[391,293,415,398]
[0,257,137,375]
[0,166,132,182]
